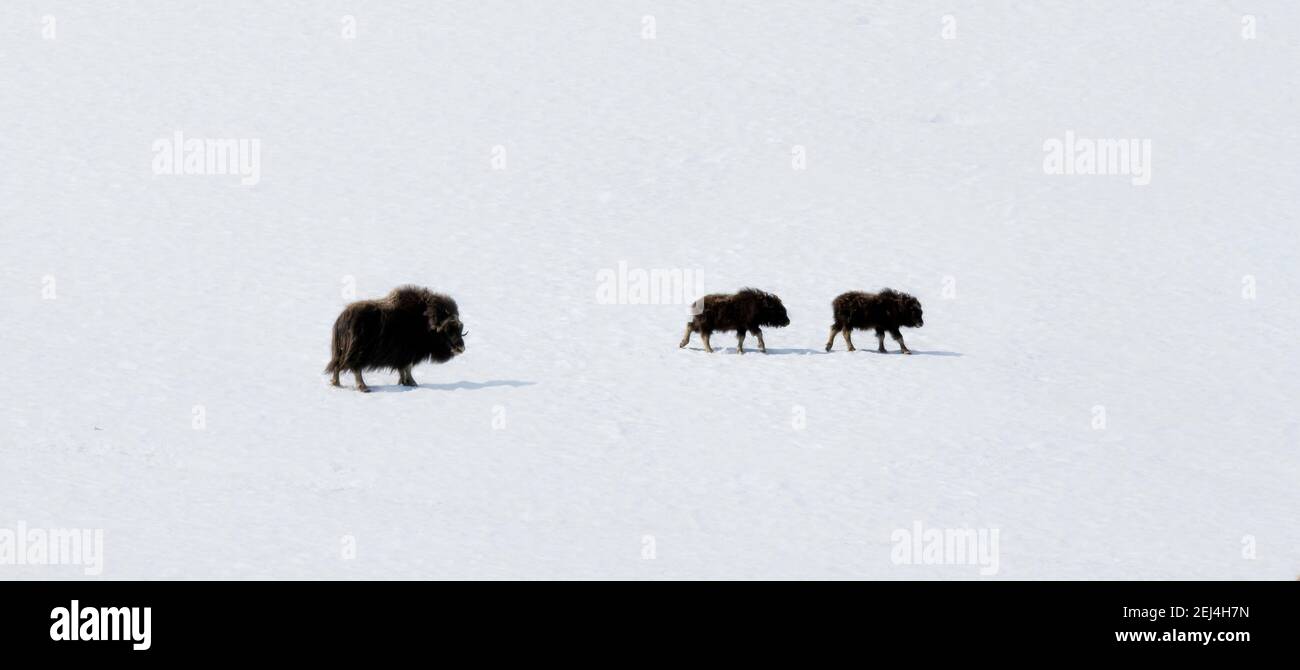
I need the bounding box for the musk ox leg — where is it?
[330,369,342,387]
[400,366,417,387]
[842,328,856,352]
[753,328,767,353]
[736,331,746,354]
[876,329,887,353]
[701,330,715,353]
[891,328,911,354]
[679,322,694,349]
[353,370,370,393]
[825,325,841,352]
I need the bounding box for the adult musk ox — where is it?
[326,286,466,392]
[678,288,790,354]
[825,289,923,354]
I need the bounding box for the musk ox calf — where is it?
[825,289,923,354]
[678,288,790,354]
[326,286,466,392]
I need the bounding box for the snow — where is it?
[2,2,1297,579]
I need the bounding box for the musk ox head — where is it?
[884,289,923,328]
[741,288,790,328]
[423,297,467,355]
[441,317,467,354]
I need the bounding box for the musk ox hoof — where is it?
[401,381,418,387]
[901,350,912,355]
[357,385,371,393]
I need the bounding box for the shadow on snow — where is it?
[365,380,537,393]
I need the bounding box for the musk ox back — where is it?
[326,286,466,392]
[678,287,789,354]
[825,288,923,353]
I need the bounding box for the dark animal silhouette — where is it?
[825,289,923,353]
[678,288,790,354]
[326,286,466,392]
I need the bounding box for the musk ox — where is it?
[825,289,923,354]
[326,286,466,392]
[678,288,790,354]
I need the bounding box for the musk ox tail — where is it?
[324,314,353,373]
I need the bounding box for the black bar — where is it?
[0,581,1290,658]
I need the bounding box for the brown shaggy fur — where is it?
[825,289,923,354]
[326,286,466,392]
[678,288,790,354]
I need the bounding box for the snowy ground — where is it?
[2,2,1297,579]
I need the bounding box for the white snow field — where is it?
[2,2,1297,579]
